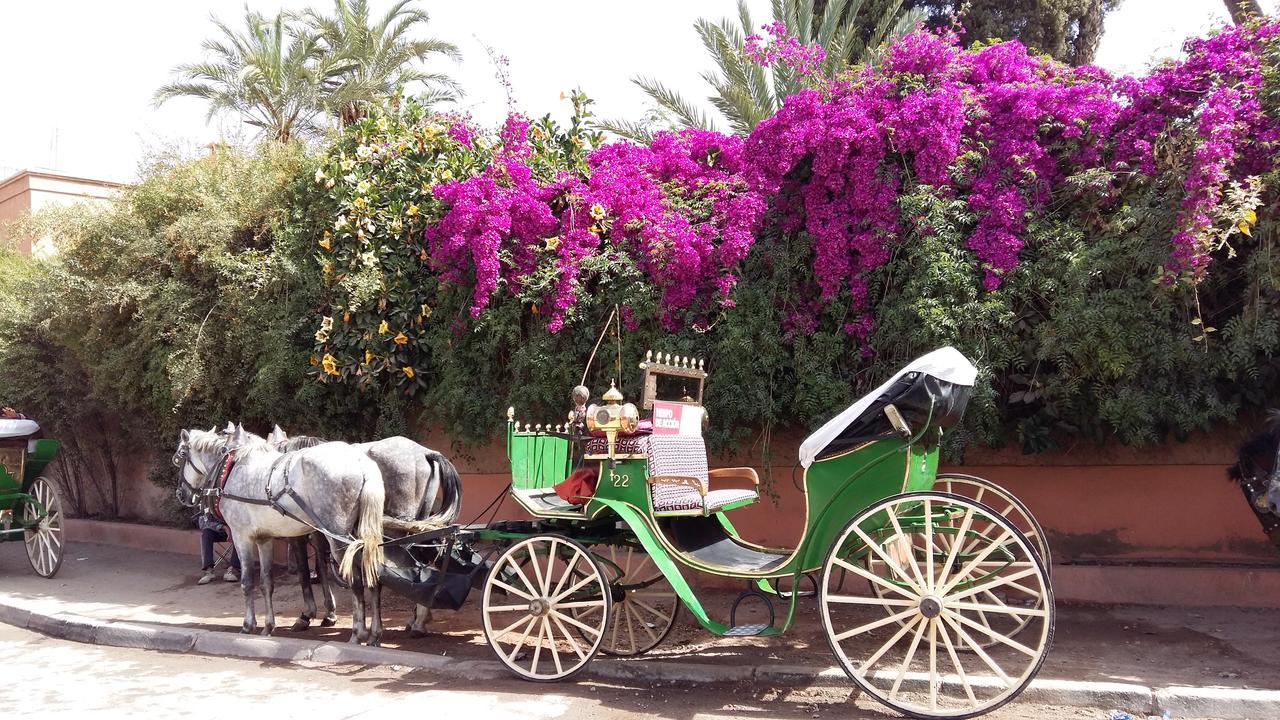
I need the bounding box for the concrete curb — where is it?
[0,598,1272,718]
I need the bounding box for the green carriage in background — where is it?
[0,419,66,577]
[481,343,1054,719]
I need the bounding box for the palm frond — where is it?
[592,118,655,144]
[633,76,718,131]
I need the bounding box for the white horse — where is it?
[174,425,389,644]
[268,425,463,636]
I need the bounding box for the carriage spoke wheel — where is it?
[482,535,610,681]
[820,492,1054,719]
[585,543,679,656]
[23,476,64,578]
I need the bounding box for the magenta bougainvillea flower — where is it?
[423,20,1280,333]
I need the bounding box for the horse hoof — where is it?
[240,627,253,635]
[262,626,274,637]
[347,635,361,645]
[368,637,382,648]
[408,629,427,639]
[291,618,311,632]
[321,617,337,627]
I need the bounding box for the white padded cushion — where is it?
[647,435,709,511]
[704,488,758,511]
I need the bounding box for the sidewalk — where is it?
[1,541,1278,718]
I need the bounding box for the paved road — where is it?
[0,622,1181,720]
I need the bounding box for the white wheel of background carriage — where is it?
[482,534,611,681]
[820,492,1054,719]
[23,476,64,578]
[862,475,1052,648]
[585,543,680,656]
[934,474,1051,572]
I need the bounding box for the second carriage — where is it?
[0,417,66,578]
[474,345,1054,719]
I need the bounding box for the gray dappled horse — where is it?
[174,426,389,644]
[270,426,463,637]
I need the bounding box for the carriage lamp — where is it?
[586,381,639,465]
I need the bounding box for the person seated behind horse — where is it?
[196,508,241,585]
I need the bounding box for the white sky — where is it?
[0,0,1275,183]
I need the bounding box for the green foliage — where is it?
[304,0,462,125]
[155,9,327,142]
[156,1,460,140]
[4,90,1277,511]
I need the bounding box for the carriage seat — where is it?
[582,428,760,515]
[645,434,758,516]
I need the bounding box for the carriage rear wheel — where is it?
[934,474,1052,572]
[23,476,64,578]
[585,543,680,656]
[819,492,1054,719]
[482,534,611,681]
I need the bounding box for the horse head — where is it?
[172,427,229,508]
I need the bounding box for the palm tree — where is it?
[155,10,325,143]
[304,0,461,127]
[598,0,920,140]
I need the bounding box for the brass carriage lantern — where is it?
[586,381,638,464]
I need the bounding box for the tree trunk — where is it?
[1071,0,1106,65]
[1225,0,1264,24]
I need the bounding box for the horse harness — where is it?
[181,444,360,547]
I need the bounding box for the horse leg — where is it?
[314,533,338,626]
[347,577,367,645]
[292,536,316,631]
[235,536,258,634]
[258,541,276,636]
[407,604,432,638]
[367,583,384,647]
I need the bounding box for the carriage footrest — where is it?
[724,623,776,636]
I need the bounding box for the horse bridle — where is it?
[172,440,232,510]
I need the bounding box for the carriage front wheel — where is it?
[819,492,1054,719]
[482,534,611,681]
[22,476,64,578]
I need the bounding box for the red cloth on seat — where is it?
[554,467,599,504]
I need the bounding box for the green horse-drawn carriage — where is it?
[481,346,1053,719]
[0,419,65,577]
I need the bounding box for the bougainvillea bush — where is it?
[307,20,1279,455]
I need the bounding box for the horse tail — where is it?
[426,451,462,525]
[339,461,385,587]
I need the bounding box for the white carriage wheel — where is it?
[935,474,1052,572]
[586,543,680,656]
[482,534,610,681]
[819,492,1054,719]
[23,476,65,578]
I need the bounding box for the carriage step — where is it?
[724,624,776,636]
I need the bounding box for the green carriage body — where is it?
[500,423,940,635]
[0,438,59,520]
[484,348,1053,716]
